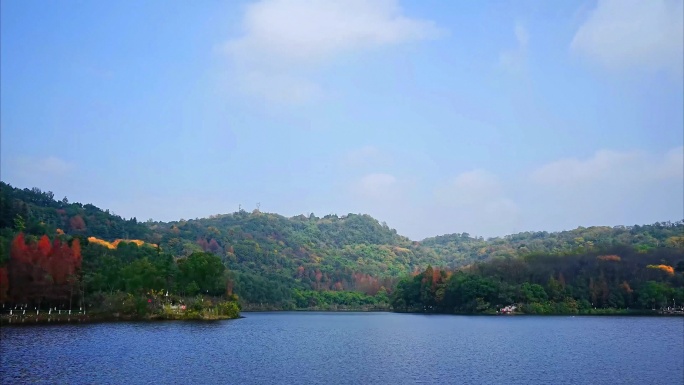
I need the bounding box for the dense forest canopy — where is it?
[392,249,684,315]
[1,181,682,313]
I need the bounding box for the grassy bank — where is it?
[1,293,241,326]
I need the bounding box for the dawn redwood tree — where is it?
[0,267,8,303]
[7,233,82,307]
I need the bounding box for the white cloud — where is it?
[352,173,398,200]
[659,146,684,179]
[499,22,529,73]
[531,147,683,186]
[222,0,442,102]
[531,149,640,185]
[345,169,523,239]
[524,146,683,233]
[571,0,684,75]
[225,0,441,64]
[342,147,682,240]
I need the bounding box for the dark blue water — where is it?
[1,313,682,384]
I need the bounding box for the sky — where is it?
[1,0,682,240]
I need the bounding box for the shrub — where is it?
[216,301,240,318]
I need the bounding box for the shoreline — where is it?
[3,309,680,326]
[0,312,241,327]
[240,308,683,316]
[391,309,683,317]
[240,306,390,312]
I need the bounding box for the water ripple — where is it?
[1,313,682,384]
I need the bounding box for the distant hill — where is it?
[1,181,682,307]
[0,182,149,241]
[422,222,684,263]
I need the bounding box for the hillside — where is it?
[1,181,683,310]
[392,246,684,315]
[421,222,684,263]
[0,182,444,307]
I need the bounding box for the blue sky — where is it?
[1,0,682,240]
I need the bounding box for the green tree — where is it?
[520,282,548,303]
[177,252,226,295]
[14,214,25,232]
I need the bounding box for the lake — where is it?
[1,312,682,384]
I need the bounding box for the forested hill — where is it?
[0,182,150,241]
[1,181,683,309]
[421,222,684,264]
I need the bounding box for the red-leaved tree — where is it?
[8,233,82,307]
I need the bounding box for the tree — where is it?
[520,282,548,303]
[0,267,8,302]
[70,215,86,231]
[547,276,565,301]
[637,281,670,309]
[177,252,226,295]
[14,215,25,232]
[7,233,82,307]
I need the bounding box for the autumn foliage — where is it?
[620,281,633,294]
[6,233,82,305]
[0,267,9,303]
[69,215,86,231]
[87,236,154,249]
[646,264,675,275]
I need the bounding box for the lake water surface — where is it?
[1,312,682,384]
